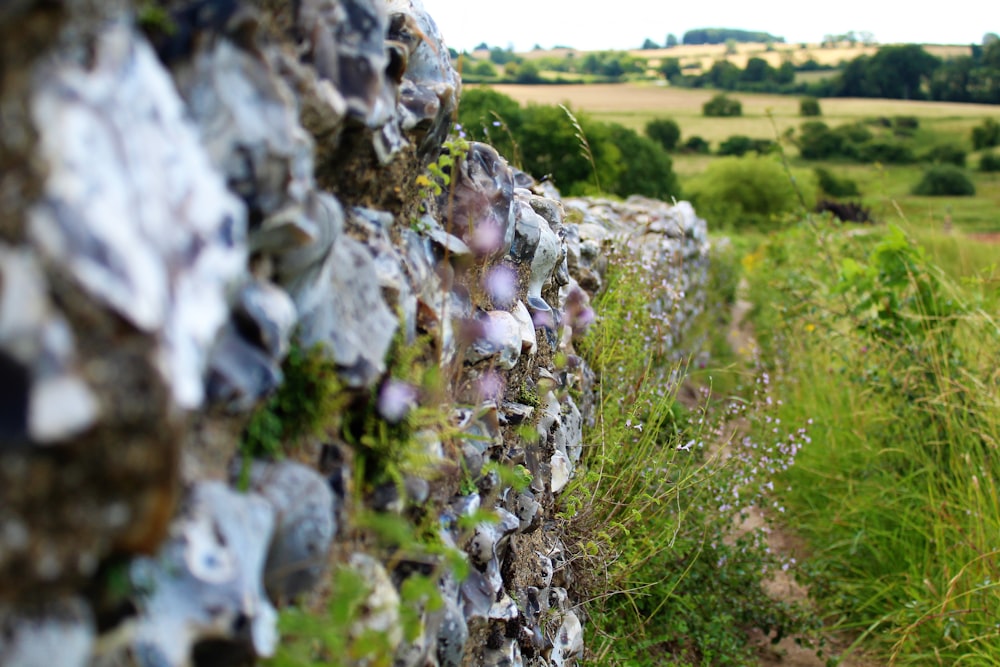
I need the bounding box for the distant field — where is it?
[481,83,998,142]
[474,83,1000,233]
[509,42,972,76]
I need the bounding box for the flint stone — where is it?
[296,233,397,388]
[0,599,94,667]
[241,460,336,603]
[27,22,247,410]
[128,481,277,667]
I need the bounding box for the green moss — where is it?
[241,343,346,459]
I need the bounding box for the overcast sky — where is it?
[420,0,997,52]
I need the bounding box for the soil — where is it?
[725,285,879,667]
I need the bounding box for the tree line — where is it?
[665,41,1000,103]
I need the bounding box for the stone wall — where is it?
[0,2,709,666]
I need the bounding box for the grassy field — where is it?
[477,83,1000,233]
[509,42,971,77]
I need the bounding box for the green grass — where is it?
[567,236,820,666]
[742,222,1000,663]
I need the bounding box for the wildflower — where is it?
[377,379,418,424]
[483,265,518,308]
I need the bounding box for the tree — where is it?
[605,124,681,199]
[688,155,816,229]
[645,118,681,151]
[516,104,622,195]
[703,94,742,117]
[456,88,524,161]
[741,57,772,83]
[508,60,542,84]
[469,60,497,78]
[703,61,741,89]
[659,57,681,80]
[666,33,678,48]
[799,97,822,116]
[641,38,660,50]
[972,118,1000,150]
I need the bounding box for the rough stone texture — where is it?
[0,1,711,665]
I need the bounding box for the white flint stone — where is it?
[348,553,403,653]
[481,310,522,370]
[550,450,571,495]
[550,611,584,667]
[28,375,99,444]
[129,482,278,665]
[0,599,94,667]
[511,301,537,356]
[28,24,247,409]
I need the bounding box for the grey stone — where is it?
[128,481,277,666]
[241,460,337,604]
[0,598,94,667]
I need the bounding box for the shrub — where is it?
[892,115,920,134]
[799,96,822,116]
[606,123,682,200]
[815,198,873,223]
[858,137,916,164]
[971,117,1000,150]
[980,152,1000,172]
[911,164,976,196]
[681,135,710,154]
[702,93,742,117]
[644,118,681,151]
[797,121,843,159]
[688,154,816,229]
[718,135,774,156]
[814,167,860,197]
[717,134,754,156]
[922,144,967,166]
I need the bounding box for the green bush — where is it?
[857,137,916,164]
[922,144,967,166]
[892,115,920,134]
[911,164,976,196]
[717,135,754,156]
[682,135,711,154]
[717,135,775,156]
[814,167,860,197]
[644,117,681,151]
[456,88,524,161]
[702,93,742,117]
[797,121,843,159]
[606,123,682,200]
[971,117,1000,150]
[688,154,816,228]
[799,96,822,116]
[979,152,1000,172]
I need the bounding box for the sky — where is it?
[419,0,997,53]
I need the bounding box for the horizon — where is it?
[420,0,995,53]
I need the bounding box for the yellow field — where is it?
[510,43,972,76]
[479,83,999,142]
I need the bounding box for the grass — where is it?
[480,83,997,143]
[565,233,820,665]
[742,221,1000,663]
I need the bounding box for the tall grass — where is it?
[745,221,1000,663]
[567,238,818,665]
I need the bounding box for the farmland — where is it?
[469,83,1000,232]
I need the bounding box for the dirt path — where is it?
[725,284,877,667]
